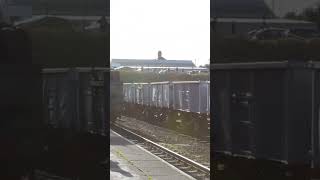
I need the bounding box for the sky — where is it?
[110,0,210,66]
[264,0,319,17]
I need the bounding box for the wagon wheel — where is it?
[161,111,169,122]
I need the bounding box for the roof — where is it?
[112,59,196,68]
[115,66,207,70]
[15,15,109,26]
[211,18,314,24]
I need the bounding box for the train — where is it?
[0,66,121,179]
[0,17,121,179]
[122,81,210,138]
[212,61,320,180]
[42,68,122,134]
[40,68,121,179]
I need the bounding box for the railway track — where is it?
[111,122,210,180]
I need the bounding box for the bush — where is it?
[32,0,107,16]
[22,17,109,67]
[29,31,108,67]
[119,71,209,83]
[212,35,320,63]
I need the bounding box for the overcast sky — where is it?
[264,0,319,17]
[110,0,210,66]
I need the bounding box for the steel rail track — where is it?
[111,122,210,180]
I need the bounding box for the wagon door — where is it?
[129,84,135,104]
[189,82,200,113]
[151,84,158,107]
[163,83,170,109]
[142,84,150,106]
[136,84,142,105]
[199,81,210,114]
[229,71,256,157]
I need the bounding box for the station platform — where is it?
[110,130,195,180]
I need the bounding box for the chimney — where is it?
[158,50,162,60]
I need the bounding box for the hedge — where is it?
[119,71,209,83]
[22,17,109,67]
[212,34,320,63]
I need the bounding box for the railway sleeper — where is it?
[179,166,192,170]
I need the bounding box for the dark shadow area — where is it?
[0,0,110,179]
[110,160,134,177]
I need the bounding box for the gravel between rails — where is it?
[115,116,210,167]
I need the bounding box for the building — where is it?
[111,51,205,73]
[112,59,195,68]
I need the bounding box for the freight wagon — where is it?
[212,61,320,180]
[110,70,122,122]
[39,68,121,179]
[0,66,121,179]
[122,81,210,138]
[0,15,115,179]
[42,68,121,134]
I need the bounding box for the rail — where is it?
[111,122,210,180]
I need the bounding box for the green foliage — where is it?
[285,3,320,26]
[119,71,209,83]
[212,35,320,62]
[32,0,107,16]
[21,17,109,67]
[29,32,108,67]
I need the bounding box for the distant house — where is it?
[112,59,195,68]
[112,51,195,69]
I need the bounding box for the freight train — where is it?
[1,67,121,179]
[212,61,320,180]
[42,68,121,134]
[122,81,210,138]
[0,17,121,179]
[0,20,45,180]
[40,68,121,179]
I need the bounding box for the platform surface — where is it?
[110,130,195,180]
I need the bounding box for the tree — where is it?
[284,12,299,19]
[285,3,320,29]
